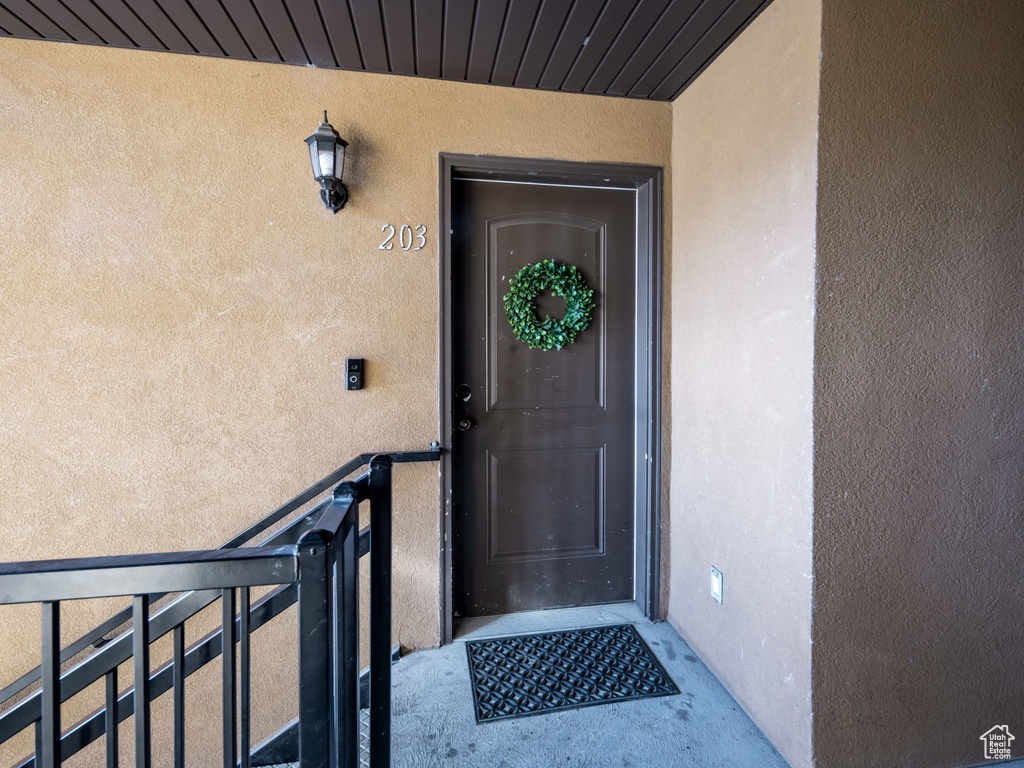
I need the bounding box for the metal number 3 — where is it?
[379,224,427,251]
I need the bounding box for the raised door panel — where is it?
[487,213,606,411]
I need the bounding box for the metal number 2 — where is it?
[379,225,396,250]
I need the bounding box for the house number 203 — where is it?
[379,224,427,251]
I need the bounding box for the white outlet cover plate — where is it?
[710,567,723,604]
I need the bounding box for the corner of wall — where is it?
[667,0,823,766]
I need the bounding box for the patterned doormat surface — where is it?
[465,623,678,723]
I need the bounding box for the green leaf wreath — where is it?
[503,260,595,350]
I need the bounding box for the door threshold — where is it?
[452,601,646,643]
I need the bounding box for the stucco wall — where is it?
[668,0,821,766]
[0,38,671,763]
[813,1,1024,766]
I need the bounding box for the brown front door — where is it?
[451,177,638,618]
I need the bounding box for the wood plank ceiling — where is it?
[0,0,772,101]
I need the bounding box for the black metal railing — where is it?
[0,447,440,709]
[0,447,440,768]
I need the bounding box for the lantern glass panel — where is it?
[334,143,346,180]
[307,141,320,178]
[317,144,336,179]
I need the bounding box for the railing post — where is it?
[368,454,393,768]
[105,667,118,768]
[221,588,237,768]
[133,595,151,768]
[332,484,360,768]
[297,529,331,768]
[239,587,251,768]
[40,601,60,768]
[172,624,184,768]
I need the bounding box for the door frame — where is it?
[438,153,664,643]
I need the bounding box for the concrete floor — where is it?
[391,615,790,768]
[267,606,1024,768]
[389,607,1024,768]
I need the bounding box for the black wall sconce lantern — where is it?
[305,111,348,213]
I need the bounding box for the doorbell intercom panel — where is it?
[345,358,363,390]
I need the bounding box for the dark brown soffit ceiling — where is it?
[0,0,772,101]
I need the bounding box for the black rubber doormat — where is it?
[465,624,678,723]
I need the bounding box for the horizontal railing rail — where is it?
[0,446,438,708]
[220,448,438,549]
[0,547,298,603]
[0,448,438,768]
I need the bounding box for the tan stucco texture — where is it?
[0,38,670,763]
[668,0,821,766]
